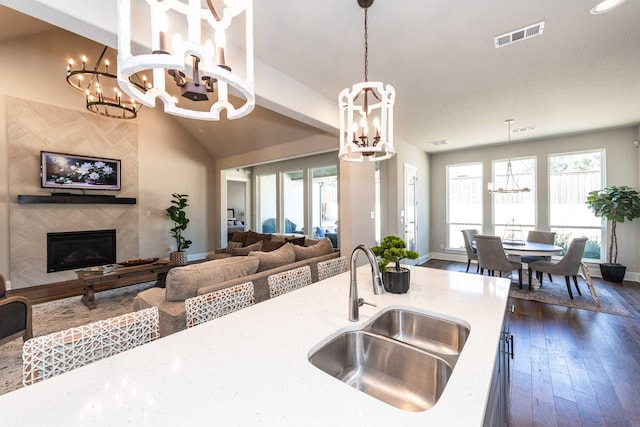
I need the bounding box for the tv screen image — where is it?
[41,151,121,191]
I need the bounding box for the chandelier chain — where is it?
[364,8,368,82]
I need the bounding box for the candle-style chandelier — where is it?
[66,46,148,119]
[116,0,254,121]
[488,119,531,194]
[338,0,395,162]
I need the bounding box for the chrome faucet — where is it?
[349,244,385,322]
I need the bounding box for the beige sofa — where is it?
[134,239,338,337]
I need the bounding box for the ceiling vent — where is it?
[495,21,545,48]
[511,126,536,134]
[429,140,449,146]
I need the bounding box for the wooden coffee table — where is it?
[76,259,176,309]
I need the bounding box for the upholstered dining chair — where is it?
[461,229,479,273]
[521,230,556,282]
[474,235,522,288]
[22,307,159,385]
[268,265,312,299]
[527,237,588,299]
[185,281,255,328]
[0,274,33,347]
[318,256,348,281]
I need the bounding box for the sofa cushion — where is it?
[165,257,260,301]
[286,236,306,246]
[225,241,244,254]
[231,240,263,256]
[231,231,248,246]
[245,230,272,246]
[249,242,296,272]
[261,239,285,252]
[294,238,334,261]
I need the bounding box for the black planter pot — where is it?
[599,263,626,283]
[382,268,411,294]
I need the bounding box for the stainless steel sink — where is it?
[363,308,469,364]
[308,330,452,412]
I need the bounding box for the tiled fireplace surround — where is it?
[8,98,139,289]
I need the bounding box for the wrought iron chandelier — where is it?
[116,0,255,121]
[488,119,531,194]
[66,46,148,119]
[338,0,395,162]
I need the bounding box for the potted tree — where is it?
[585,185,640,283]
[166,193,192,265]
[371,235,420,294]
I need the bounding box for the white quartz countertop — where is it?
[0,265,510,426]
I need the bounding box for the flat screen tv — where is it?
[41,151,121,191]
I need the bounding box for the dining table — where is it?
[501,241,563,288]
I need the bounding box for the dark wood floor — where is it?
[423,259,640,427]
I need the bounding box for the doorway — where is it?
[404,163,418,252]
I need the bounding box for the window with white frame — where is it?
[548,150,603,259]
[492,157,536,240]
[447,163,482,249]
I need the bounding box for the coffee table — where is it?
[76,259,176,309]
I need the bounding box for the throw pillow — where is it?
[165,256,260,301]
[245,230,272,246]
[231,240,263,256]
[231,231,248,246]
[293,237,333,261]
[261,239,285,252]
[286,236,306,246]
[249,242,296,272]
[225,241,244,254]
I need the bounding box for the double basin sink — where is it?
[308,308,470,412]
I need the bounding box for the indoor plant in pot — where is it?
[166,193,192,265]
[585,185,640,283]
[371,235,419,294]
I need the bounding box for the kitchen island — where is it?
[0,265,510,426]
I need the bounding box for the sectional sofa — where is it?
[134,232,338,336]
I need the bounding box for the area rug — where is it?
[0,281,155,397]
[509,281,633,318]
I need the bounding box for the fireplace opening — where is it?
[47,229,116,273]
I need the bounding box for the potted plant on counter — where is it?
[371,235,420,294]
[166,193,192,265]
[585,185,640,283]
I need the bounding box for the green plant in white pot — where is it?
[371,235,419,294]
[585,185,640,283]
[166,193,192,265]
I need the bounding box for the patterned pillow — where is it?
[231,240,263,256]
[225,241,244,254]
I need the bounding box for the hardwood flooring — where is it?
[422,259,640,427]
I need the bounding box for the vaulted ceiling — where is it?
[2,0,639,159]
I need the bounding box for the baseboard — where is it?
[428,253,639,284]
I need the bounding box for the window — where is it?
[549,150,603,259]
[492,157,536,241]
[258,174,276,233]
[447,163,482,249]
[312,166,338,246]
[282,170,304,234]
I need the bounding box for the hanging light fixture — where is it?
[338,0,395,162]
[116,0,254,121]
[488,119,531,194]
[66,46,148,119]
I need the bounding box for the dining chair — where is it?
[461,229,479,273]
[521,230,556,282]
[185,281,255,328]
[318,256,348,281]
[22,307,159,386]
[527,237,588,299]
[475,235,522,287]
[268,265,312,299]
[0,274,33,347]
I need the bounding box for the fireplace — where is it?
[47,229,116,273]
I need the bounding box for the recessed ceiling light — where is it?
[590,0,627,14]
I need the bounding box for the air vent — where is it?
[495,21,545,48]
[511,126,536,134]
[429,140,449,146]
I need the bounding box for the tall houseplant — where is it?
[585,185,640,283]
[371,235,419,293]
[166,193,192,265]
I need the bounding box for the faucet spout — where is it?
[349,244,384,322]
